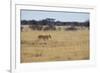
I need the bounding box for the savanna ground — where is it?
[21,27,89,63]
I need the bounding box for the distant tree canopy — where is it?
[83,20,89,27]
[28,20,37,25]
[21,20,28,25]
[21,18,89,27]
[40,18,55,25]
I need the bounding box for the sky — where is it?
[21,10,89,22]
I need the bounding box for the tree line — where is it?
[21,18,89,26]
[21,18,89,31]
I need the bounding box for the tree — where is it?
[84,20,89,27]
[28,20,37,25]
[41,18,55,25]
[21,20,28,25]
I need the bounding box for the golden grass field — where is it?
[21,28,89,63]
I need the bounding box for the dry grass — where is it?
[21,28,89,63]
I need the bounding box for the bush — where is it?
[65,26,77,31]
